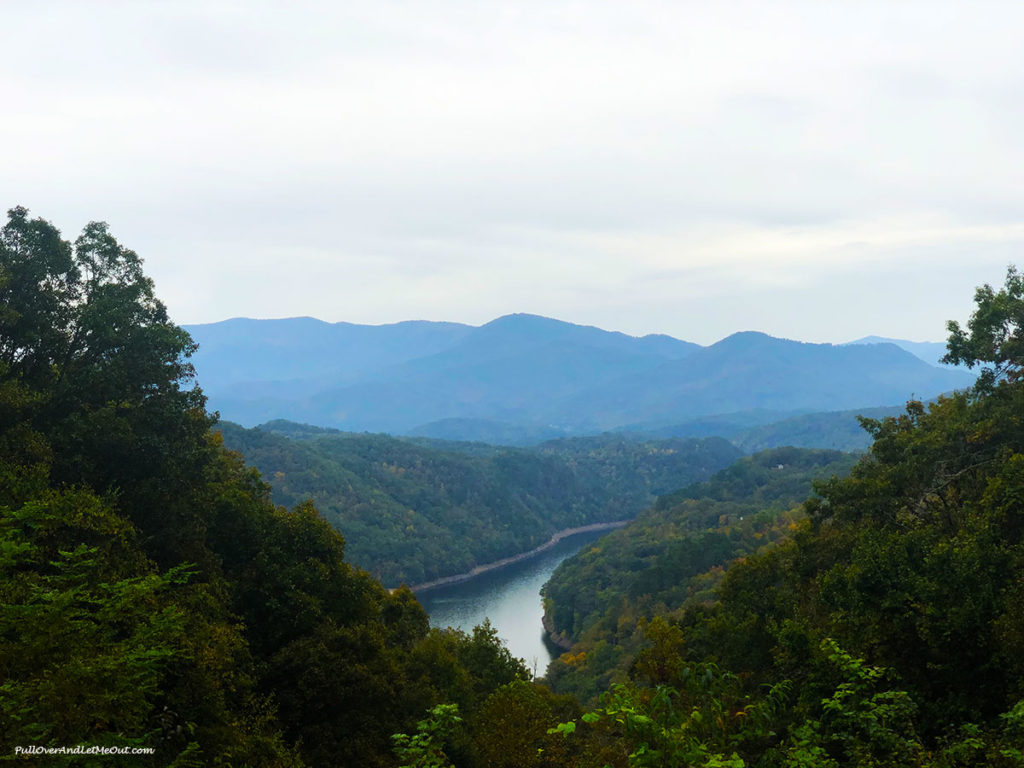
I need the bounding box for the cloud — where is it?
[2,1,1021,344]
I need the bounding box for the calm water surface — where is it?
[416,529,609,675]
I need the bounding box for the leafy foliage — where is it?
[392,704,463,768]
[944,264,1024,389]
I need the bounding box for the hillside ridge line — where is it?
[403,520,629,593]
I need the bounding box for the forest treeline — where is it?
[218,421,741,586]
[3,206,1024,766]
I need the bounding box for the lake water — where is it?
[415,529,610,676]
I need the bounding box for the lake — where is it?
[415,528,610,676]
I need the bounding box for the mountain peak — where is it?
[846,335,940,346]
[481,313,574,329]
[709,331,791,351]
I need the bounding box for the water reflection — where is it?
[416,529,609,674]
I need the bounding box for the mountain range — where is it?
[184,314,974,440]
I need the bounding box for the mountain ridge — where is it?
[185,314,973,438]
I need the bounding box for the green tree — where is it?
[944,265,1024,389]
[473,681,577,768]
[392,704,462,768]
[784,640,924,768]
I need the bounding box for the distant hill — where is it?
[187,316,974,437]
[844,335,962,368]
[187,314,702,430]
[533,332,973,431]
[729,405,906,452]
[624,405,907,453]
[407,417,573,446]
[184,316,474,398]
[622,410,802,440]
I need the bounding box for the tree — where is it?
[391,704,462,768]
[0,208,306,765]
[0,207,212,568]
[943,265,1024,389]
[473,681,577,768]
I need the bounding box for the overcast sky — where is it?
[3,1,1022,344]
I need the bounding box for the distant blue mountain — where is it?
[185,316,974,438]
[844,335,961,368]
[529,332,975,431]
[183,316,474,396]
[407,418,573,446]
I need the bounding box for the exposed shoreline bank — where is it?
[404,520,628,594]
[541,612,574,652]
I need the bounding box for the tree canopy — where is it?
[944,265,1024,388]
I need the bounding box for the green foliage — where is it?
[551,677,783,768]
[783,640,924,768]
[392,704,462,768]
[472,680,579,768]
[944,265,1024,389]
[0,489,197,764]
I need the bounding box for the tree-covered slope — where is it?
[541,447,857,701]
[218,423,743,586]
[729,405,906,452]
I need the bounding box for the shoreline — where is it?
[402,520,628,594]
[541,612,574,652]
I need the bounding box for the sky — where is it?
[2,1,1022,345]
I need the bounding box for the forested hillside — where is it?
[542,448,858,702]
[218,422,741,586]
[728,405,905,452]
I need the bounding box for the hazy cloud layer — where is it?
[3,1,1021,343]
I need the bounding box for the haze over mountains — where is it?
[185,314,974,442]
[844,335,963,369]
